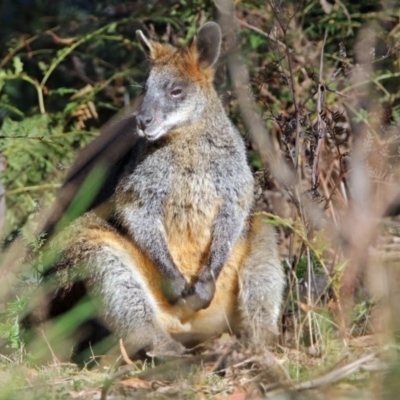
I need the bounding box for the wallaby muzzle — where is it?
[136,113,154,132]
[134,106,158,139]
[134,91,165,140]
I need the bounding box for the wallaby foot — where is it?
[238,217,285,347]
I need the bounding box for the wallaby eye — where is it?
[170,87,183,98]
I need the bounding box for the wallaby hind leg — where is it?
[238,216,285,346]
[52,212,185,360]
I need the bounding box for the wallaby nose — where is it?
[137,114,153,131]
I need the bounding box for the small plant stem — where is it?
[0,33,40,69]
[6,183,61,195]
[306,247,315,349]
[40,20,129,88]
[36,84,45,114]
[20,75,46,113]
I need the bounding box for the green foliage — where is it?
[297,252,325,279]
[296,256,308,280]
[0,296,27,350]
[0,114,95,234]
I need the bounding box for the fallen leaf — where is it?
[120,377,151,389]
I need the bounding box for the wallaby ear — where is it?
[195,22,222,69]
[136,30,153,57]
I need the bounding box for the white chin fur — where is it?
[137,128,163,141]
[144,129,166,141]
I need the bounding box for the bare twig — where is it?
[119,339,134,365]
[267,1,301,170]
[238,19,289,52]
[40,329,60,365]
[0,33,40,69]
[0,353,13,363]
[312,30,329,191]
[291,350,383,390]
[217,3,295,187]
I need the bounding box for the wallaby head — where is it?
[135,22,222,140]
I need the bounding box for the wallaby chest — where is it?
[122,132,232,277]
[165,134,223,227]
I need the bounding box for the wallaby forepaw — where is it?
[161,273,188,305]
[184,278,215,312]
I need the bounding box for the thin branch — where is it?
[6,183,61,195]
[312,30,328,191]
[0,33,40,69]
[238,19,289,52]
[292,350,384,391]
[40,329,60,365]
[268,1,301,170]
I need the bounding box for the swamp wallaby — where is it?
[39,22,285,360]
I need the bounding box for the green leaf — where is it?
[107,22,117,33]
[12,56,23,74]
[64,100,79,114]
[48,87,78,96]
[249,34,264,50]
[37,61,48,72]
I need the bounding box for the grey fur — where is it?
[118,86,254,308]
[238,222,286,344]
[196,22,222,67]
[53,212,184,356]
[47,22,285,358]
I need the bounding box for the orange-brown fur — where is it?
[149,43,215,84]
[102,220,249,338]
[68,212,249,340]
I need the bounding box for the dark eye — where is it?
[170,87,183,98]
